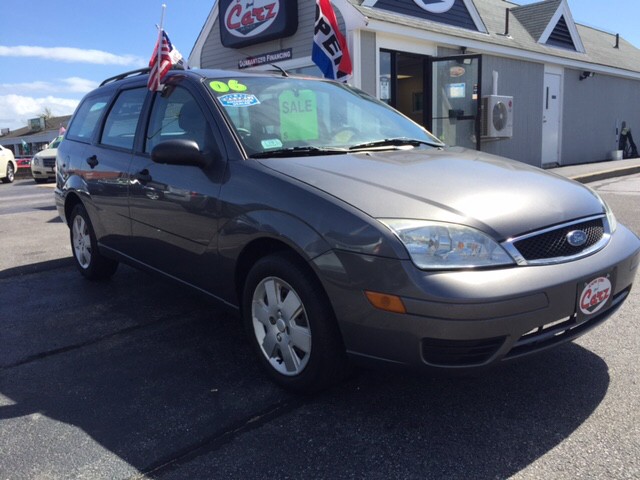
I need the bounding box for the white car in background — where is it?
[31,135,63,183]
[0,144,17,184]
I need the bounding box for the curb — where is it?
[568,165,640,184]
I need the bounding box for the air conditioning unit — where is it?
[481,95,513,138]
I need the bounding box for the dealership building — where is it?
[189,0,640,167]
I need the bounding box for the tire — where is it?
[69,204,118,280]
[2,162,15,183]
[242,253,348,393]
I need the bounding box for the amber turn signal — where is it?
[364,291,407,314]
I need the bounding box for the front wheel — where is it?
[69,204,118,280]
[242,253,348,393]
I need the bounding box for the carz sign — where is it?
[220,0,298,48]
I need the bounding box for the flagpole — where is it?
[156,4,166,91]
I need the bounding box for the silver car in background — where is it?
[32,135,63,183]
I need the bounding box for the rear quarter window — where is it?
[66,93,112,143]
[100,87,147,150]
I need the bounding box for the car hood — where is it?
[257,147,604,239]
[34,147,58,159]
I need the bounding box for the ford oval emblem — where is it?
[567,230,588,247]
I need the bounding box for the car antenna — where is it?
[270,64,289,77]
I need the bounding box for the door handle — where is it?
[86,155,98,169]
[133,169,152,183]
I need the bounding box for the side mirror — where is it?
[151,139,209,168]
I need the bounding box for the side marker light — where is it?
[364,291,407,314]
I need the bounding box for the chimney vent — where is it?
[504,8,510,36]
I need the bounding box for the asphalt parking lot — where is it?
[1,175,639,479]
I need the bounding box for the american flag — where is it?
[148,31,184,91]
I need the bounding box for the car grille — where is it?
[421,336,506,367]
[504,216,608,265]
[43,158,56,168]
[513,218,604,260]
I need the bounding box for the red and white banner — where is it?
[312,0,352,83]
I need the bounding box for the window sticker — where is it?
[261,138,283,149]
[447,83,466,99]
[279,89,319,142]
[218,93,260,107]
[209,79,248,93]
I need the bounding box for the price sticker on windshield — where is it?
[279,89,319,141]
[209,79,248,93]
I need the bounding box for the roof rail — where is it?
[100,68,151,87]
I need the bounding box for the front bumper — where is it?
[314,224,640,371]
[31,165,56,179]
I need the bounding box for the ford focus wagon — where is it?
[55,68,640,392]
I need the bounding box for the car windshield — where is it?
[208,76,443,157]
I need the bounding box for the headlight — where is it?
[380,219,515,270]
[586,186,617,233]
[603,198,617,233]
[32,157,40,166]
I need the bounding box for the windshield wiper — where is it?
[250,146,348,158]
[349,137,443,151]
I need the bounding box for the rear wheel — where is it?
[243,253,347,392]
[69,204,118,280]
[2,162,14,183]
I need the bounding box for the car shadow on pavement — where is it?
[147,343,610,479]
[0,265,609,479]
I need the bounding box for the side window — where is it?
[145,87,214,154]
[66,93,111,143]
[100,88,147,150]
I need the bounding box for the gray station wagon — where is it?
[55,68,640,392]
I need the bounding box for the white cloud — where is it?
[62,77,100,93]
[0,94,79,130]
[0,77,99,96]
[0,45,145,67]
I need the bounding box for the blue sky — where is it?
[0,0,638,131]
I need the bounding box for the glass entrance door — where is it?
[430,55,482,150]
[378,51,481,150]
[379,50,428,126]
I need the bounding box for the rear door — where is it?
[86,86,149,251]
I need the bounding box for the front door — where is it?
[542,72,562,165]
[128,84,226,290]
[431,55,482,150]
